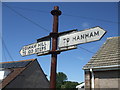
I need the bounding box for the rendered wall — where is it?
[85,69,120,89]
[94,70,120,89]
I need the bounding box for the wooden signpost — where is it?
[19,6,106,89]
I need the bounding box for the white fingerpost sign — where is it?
[20,40,50,56]
[58,26,106,48]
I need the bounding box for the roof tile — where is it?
[83,36,120,69]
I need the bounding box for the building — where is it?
[0,59,49,89]
[83,36,120,89]
[76,82,85,89]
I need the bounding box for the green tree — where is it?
[61,81,79,88]
[56,72,79,88]
[56,72,68,88]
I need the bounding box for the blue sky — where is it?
[1,2,118,82]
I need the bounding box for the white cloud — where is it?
[82,22,89,28]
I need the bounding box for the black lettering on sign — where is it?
[22,50,26,55]
[73,36,80,41]
[77,35,80,40]
[35,48,41,53]
[42,43,46,51]
[66,38,70,43]
[25,46,29,50]
[94,31,99,36]
[33,44,37,48]
[63,38,66,43]
[81,34,84,39]
[73,36,77,41]
[23,47,26,50]
[90,32,94,37]
[28,49,33,54]
[85,33,89,38]
[42,46,46,51]
[28,45,33,49]
[38,43,42,47]
[39,47,42,52]
[35,48,38,53]
[63,38,70,43]
[35,48,37,53]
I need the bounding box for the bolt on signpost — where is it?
[50,6,61,88]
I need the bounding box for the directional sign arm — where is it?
[20,40,50,56]
[58,26,106,48]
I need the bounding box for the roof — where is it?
[83,36,120,70]
[76,82,85,88]
[0,59,36,88]
[0,59,35,69]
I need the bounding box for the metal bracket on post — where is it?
[49,32,59,38]
[49,50,61,54]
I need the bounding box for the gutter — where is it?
[83,65,120,70]
[90,68,94,89]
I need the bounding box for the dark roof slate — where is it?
[0,59,36,88]
[83,36,120,69]
[0,59,35,69]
